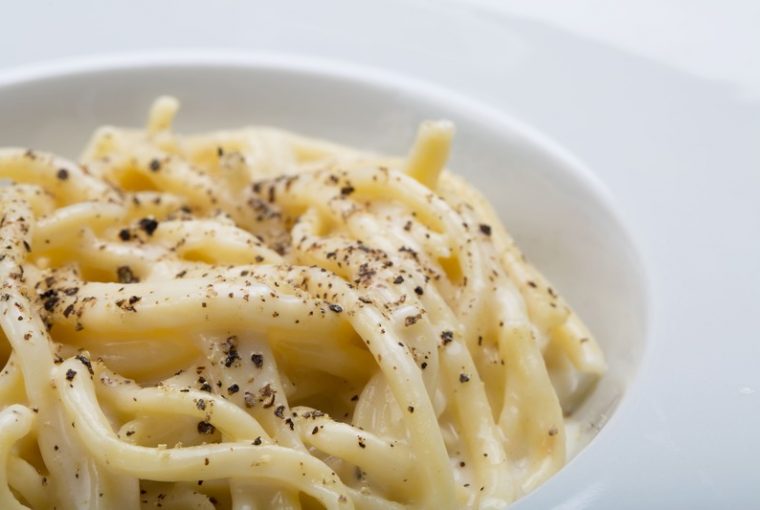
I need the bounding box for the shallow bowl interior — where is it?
[0,54,647,475]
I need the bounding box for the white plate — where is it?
[0,3,758,508]
[0,53,647,505]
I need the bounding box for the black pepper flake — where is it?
[65,369,77,381]
[138,217,158,236]
[250,353,264,368]
[479,224,492,236]
[196,399,206,411]
[22,240,30,252]
[199,382,212,393]
[350,394,359,401]
[340,185,355,196]
[42,294,59,312]
[407,406,415,413]
[116,266,139,284]
[357,437,366,448]
[312,426,319,435]
[227,384,239,395]
[118,229,131,241]
[196,421,215,434]
[223,345,240,368]
[548,427,558,436]
[526,281,537,288]
[459,373,470,383]
[149,159,161,172]
[75,354,94,375]
[393,275,404,284]
[56,168,69,180]
[63,287,79,296]
[421,362,428,370]
[259,383,276,408]
[441,330,454,344]
[252,436,262,445]
[274,405,285,418]
[414,286,424,296]
[328,303,343,313]
[115,298,138,313]
[404,314,421,327]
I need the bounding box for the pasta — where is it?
[0,97,606,510]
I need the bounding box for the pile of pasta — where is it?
[0,98,605,509]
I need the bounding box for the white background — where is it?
[1,1,758,508]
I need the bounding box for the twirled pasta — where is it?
[0,97,605,510]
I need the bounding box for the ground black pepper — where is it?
[75,354,93,375]
[116,266,139,284]
[196,421,215,434]
[138,218,158,236]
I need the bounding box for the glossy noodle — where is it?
[0,97,605,509]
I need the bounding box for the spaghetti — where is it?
[0,97,605,509]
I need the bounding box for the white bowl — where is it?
[0,53,648,505]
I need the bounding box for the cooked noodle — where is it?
[0,97,605,509]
